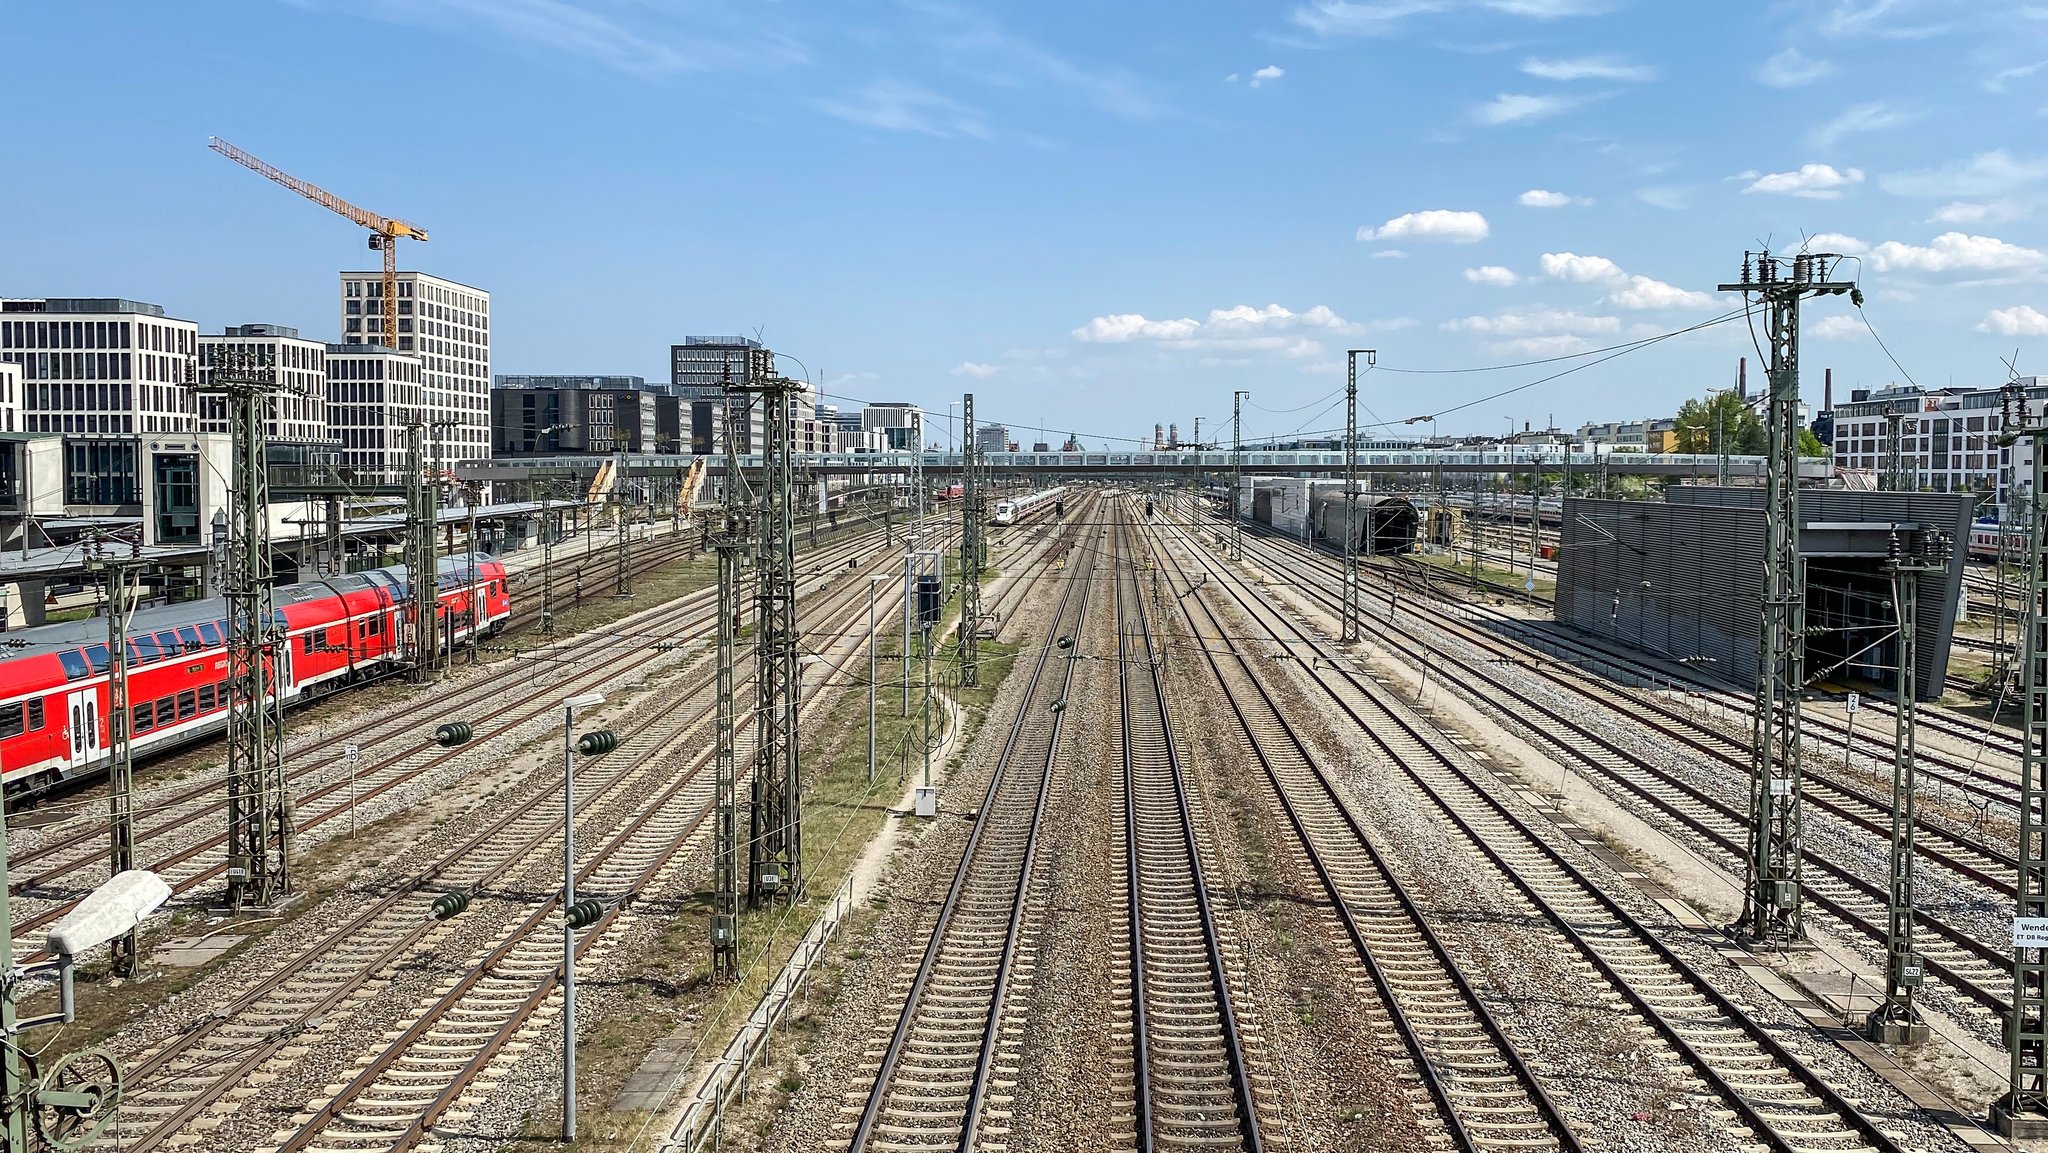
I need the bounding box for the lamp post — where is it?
[559,690,606,1143]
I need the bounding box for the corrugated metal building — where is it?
[1554,487,1970,700]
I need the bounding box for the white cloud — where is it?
[1223,72,1239,83]
[1370,249,1411,259]
[1931,200,2028,224]
[1442,308,1621,336]
[1541,251,1626,282]
[1482,0,1613,14]
[1742,163,1865,199]
[1286,0,1608,38]
[1810,101,1913,148]
[817,80,989,138]
[950,361,1001,378]
[1806,232,1869,254]
[1071,303,1366,362]
[1881,151,2048,197]
[1987,60,2048,93]
[1464,265,1520,286]
[1491,334,1599,356]
[1820,0,1956,40]
[1808,315,1865,340]
[1981,305,2048,335]
[1609,275,1716,310]
[1251,65,1285,87]
[1868,232,2048,274]
[1518,188,1587,207]
[1519,55,1654,81]
[1472,92,1595,125]
[1359,209,1490,243]
[1758,46,1835,87]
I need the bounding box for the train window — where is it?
[132,635,160,663]
[154,632,179,659]
[198,684,215,711]
[367,616,383,637]
[0,706,21,739]
[199,622,223,646]
[132,702,153,733]
[27,700,43,730]
[177,627,203,653]
[57,650,88,681]
[84,644,110,674]
[156,695,174,723]
[177,690,197,720]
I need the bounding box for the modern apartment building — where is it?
[338,271,489,466]
[863,403,925,451]
[0,363,19,434]
[975,424,1010,453]
[197,324,334,446]
[326,343,425,489]
[671,336,775,399]
[490,375,662,455]
[0,297,199,505]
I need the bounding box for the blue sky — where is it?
[5,0,2047,447]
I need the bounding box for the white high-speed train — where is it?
[992,486,1067,526]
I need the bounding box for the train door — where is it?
[65,687,103,771]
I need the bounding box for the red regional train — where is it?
[0,556,510,796]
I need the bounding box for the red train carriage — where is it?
[0,556,510,796]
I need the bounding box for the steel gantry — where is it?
[2000,378,2048,1137]
[1717,250,1856,945]
[200,347,298,909]
[742,374,803,906]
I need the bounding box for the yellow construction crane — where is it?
[207,136,428,355]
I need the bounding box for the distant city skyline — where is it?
[5,2,2044,448]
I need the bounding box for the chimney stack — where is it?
[1824,368,1833,411]
[1738,357,1747,401]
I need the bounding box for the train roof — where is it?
[2,555,498,651]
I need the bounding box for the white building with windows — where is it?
[0,297,198,505]
[1829,383,2025,506]
[325,343,425,489]
[338,271,489,467]
[196,324,333,445]
[0,362,20,434]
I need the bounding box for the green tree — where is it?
[1797,427,1827,457]
[1673,392,1765,455]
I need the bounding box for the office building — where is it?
[0,297,199,505]
[1832,381,2038,507]
[491,375,666,456]
[863,403,924,451]
[326,343,425,489]
[339,271,489,466]
[197,324,334,446]
[671,336,775,399]
[0,363,19,434]
[976,424,1010,453]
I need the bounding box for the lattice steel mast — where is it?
[201,347,298,908]
[744,374,802,905]
[2000,376,2048,1136]
[959,393,983,688]
[89,551,143,974]
[1342,351,1374,642]
[710,397,749,980]
[1232,391,1248,559]
[1717,249,1856,944]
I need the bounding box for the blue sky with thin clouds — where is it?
[4,0,2046,446]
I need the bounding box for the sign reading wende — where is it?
[2014,918,2048,950]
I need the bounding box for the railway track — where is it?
[1223,514,2016,1023]
[6,525,912,952]
[106,506,1082,1151]
[1147,506,1578,1152]
[1111,507,1262,1151]
[1152,510,1916,1153]
[840,518,1099,1152]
